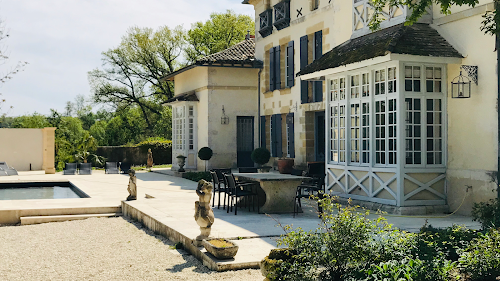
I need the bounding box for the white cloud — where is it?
[0,0,254,116]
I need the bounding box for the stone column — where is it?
[42,127,56,174]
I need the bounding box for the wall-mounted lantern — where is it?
[221,105,229,125]
[451,65,477,99]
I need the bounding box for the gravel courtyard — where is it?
[0,217,262,281]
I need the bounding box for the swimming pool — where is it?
[0,182,89,200]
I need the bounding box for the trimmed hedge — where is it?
[97,139,172,165]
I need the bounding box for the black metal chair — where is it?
[293,163,326,218]
[105,162,119,174]
[210,170,229,209]
[79,163,92,175]
[224,173,259,215]
[120,162,132,174]
[63,163,77,175]
[238,167,258,173]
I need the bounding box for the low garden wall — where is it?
[97,145,172,166]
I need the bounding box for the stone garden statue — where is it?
[147,148,153,170]
[126,169,137,201]
[193,179,215,246]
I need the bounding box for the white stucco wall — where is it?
[0,128,57,171]
[433,9,498,214]
[171,65,259,171]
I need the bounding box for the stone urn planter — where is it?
[176,155,186,172]
[277,158,294,174]
[202,238,239,259]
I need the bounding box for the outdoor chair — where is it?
[0,162,18,176]
[293,163,326,218]
[105,162,119,174]
[224,173,259,215]
[0,167,8,176]
[210,170,229,209]
[63,163,77,175]
[120,162,132,174]
[79,163,92,175]
[238,167,258,173]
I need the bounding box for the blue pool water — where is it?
[0,182,89,200]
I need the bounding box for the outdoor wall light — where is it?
[221,105,229,125]
[451,65,477,99]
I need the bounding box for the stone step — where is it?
[20,213,122,225]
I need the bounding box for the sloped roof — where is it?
[196,38,257,65]
[163,38,262,81]
[297,23,463,76]
[164,91,199,104]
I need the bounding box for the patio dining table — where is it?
[233,172,309,214]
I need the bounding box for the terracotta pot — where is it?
[202,238,239,259]
[277,159,294,174]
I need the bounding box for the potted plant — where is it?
[202,238,239,259]
[198,147,213,172]
[251,147,271,172]
[277,154,294,174]
[176,155,186,172]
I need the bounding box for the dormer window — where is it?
[274,0,290,30]
[259,9,273,38]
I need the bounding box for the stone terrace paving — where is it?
[0,169,481,271]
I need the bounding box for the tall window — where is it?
[188,106,194,150]
[328,63,445,168]
[173,106,186,150]
[404,64,444,166]
[329,77,346,162]
[329,67,397,166]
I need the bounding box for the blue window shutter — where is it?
[271,114,277,156]
[314,81,323,102]
[314,30,322,60]
[275,114,282,158]
[286,41,294,88]
[260,116,266,148]
[275,46,281,90]
[287,113,295,158]
[269,47,275,91]
[313,31,323,102]
[300,35,308,103]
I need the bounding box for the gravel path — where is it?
[0,217,262,281]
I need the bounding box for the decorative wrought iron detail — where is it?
[274,0,291,31]
[297,7,303,17]
[352,0,407,37]
[259,9,273,38]
[460,65,478,85]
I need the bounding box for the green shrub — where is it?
[182,171,211,182]
[458,228,500,281]
[472,198,500,230]
[274,196,415,281]
[197,147,213,161]
[251,147,271,166]
[415,224,478,262]
[356,258,455,281]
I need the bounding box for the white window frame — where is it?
[403,63,446,169]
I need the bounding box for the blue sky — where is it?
[0,0,254,116]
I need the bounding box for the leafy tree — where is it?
[185,10,255,62]
[88,25,185,132]
[371,0,500,36]
[11,113,50,128]
[0,18,27,117]
[74,131,104,164]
